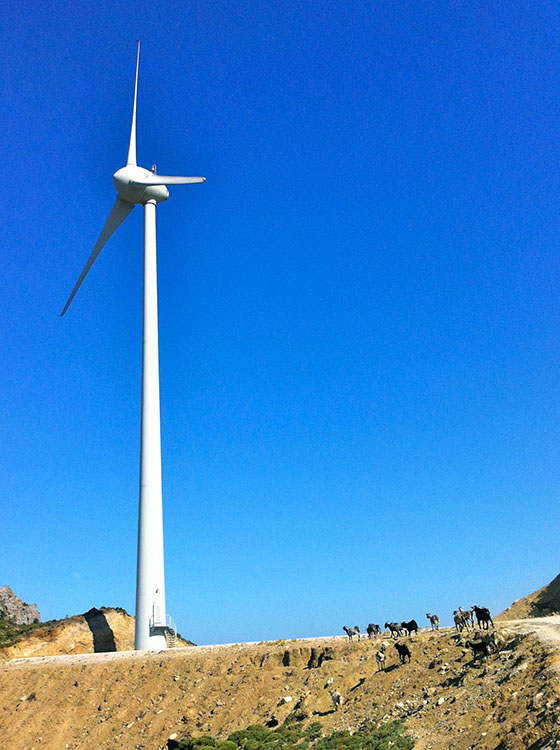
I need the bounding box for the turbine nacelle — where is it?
[60,41,205,318]
[113,165,170,205]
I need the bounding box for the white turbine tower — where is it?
[61,42,205,651]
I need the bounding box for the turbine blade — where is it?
[130,175,206,186]
[60,198,134,316]
[127,41,140,166]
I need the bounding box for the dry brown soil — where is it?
[0,609,192,661]
[496,573,560,621]
[2,617,560,750]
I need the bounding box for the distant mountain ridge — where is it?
[0,585,40,625]
[497,572,560,621]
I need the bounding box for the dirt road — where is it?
[504,614,560,650]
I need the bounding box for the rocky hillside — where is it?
[497,572,560,621]
[1,620,560,750]
[0,606,193,661]
[0,585,40,625]
[1,576,560,750]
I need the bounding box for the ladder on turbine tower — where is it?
[150,606,178,648]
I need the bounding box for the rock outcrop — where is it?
[0,606,194,660]
[0,586,40,625]
[497,572,560,620]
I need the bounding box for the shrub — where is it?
[178,720,413,750]
[304,724,322,742]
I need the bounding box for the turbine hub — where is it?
[113,165,169,205]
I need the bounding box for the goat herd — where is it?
[342,605,496,672]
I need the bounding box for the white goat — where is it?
[458,606,474,630]
[329,689,343,711]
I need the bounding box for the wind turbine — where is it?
[61,42,205,650]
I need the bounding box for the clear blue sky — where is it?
[1,0,559,645]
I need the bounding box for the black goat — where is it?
[400,619,419,636]
[465,639,492,659]
[394,641,411,664]
[367,623,381,638]
[384,621,403,638]
[472,605,494,630]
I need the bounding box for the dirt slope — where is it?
[2,619,560,750]
[0,608,193,661]
[497,572,560,621]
